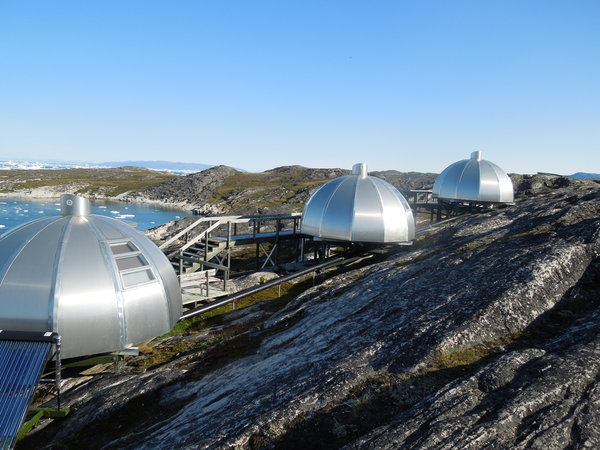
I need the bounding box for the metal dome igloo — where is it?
[0,194,182,359]
[301,163,415,243]
[433,151,514,204]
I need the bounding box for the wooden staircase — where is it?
[158,212,303,304]
[175,239,228,274]
[158,216,237,275]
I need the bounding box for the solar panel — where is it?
[0,331,57,449]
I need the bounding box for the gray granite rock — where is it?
[21,177,600,449]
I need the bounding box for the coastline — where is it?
[0,186,196,212]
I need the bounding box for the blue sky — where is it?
[1,1,599,174]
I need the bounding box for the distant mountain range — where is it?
[0,160,104,171]
[0,159,216,175]
[100,160,214,174]
[570,172,600,179]
[1,159,597,179]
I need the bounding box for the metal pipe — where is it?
[179,257,345,321]
[54,334,62,410]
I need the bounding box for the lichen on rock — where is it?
[21,176,600,449]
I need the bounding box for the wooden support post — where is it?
[204,222,212,261]
[254,220,259,271]
[274,219,280,267]
[225,221,231,291]
[205,270,209,297]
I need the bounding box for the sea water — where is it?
[0,198,191,234]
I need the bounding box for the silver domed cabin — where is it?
[0,194,182,359]
[433,151,514,205]
[301,163,415,243]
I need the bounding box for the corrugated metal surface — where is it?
[0,334,53,449]
[433,151,514,203]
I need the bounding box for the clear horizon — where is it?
[2,1,599,175]
[1,157,598,177]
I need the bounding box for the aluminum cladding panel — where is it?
[433,151,514,203]
[301,177,347,238]
[55,216,121,358]
[94,216,182,329]
[0,218,65,333]
[0,195,182,359]
[301,163,415,243]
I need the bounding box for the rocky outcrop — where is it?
[129,165,351,215]
[133,165,440,216]
[22,177,600,449]
[0,166,176,199]
[371,170,437,191]
[127,165,238,206]
[510,173,593,197]
[263,165,348,181]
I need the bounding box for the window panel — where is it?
[116,255,148,271]
[110,242,138,255]
[122,269,155,287]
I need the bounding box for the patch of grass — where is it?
[462,239,492,252]
[133,337,207,368]
[157,315,206,339]
[142,278,313,368]
[209,170,330,206]
[0,167,176,196]
[450,236,496,256]
[433,345,496,369]
[509,226,555,239]
[432,334,521,370]
[193,280,303,323]
[272,330,526,449]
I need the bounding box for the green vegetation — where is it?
[0,167,176,196]
[509,226,555,239]
[432,334,519,369]
[452,225,555,257]
[457,238,494,253]
[209,169,329,206]
[158,280,297,340]
[139,278,313,369]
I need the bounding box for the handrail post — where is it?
[225,221,231,291]
[254,220,259,271]
[274,219,280,267]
